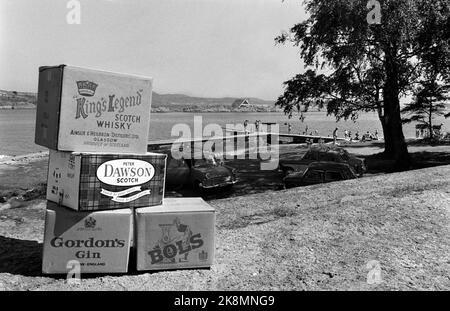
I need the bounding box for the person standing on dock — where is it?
[255,120,260,132]
[333,127,338,145]
[244,120,249,134]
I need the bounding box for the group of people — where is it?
[298,125,379,142]
[341,129,379,142]
[244,121,381,143]
[243,120,263,133]
[298,125,319,136]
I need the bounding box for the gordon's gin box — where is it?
[35,65,152,153]
[135,198,215,271]
[47,150,166,211]
[42,202,132,274]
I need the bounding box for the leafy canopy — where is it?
[275,0,450,122]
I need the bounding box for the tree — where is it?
[402,73,450,139]
[275,0,450,169]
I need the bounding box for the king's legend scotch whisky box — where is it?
[35,65,153,153]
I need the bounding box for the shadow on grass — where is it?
[407,138,450,147]
[0,235,134,279]
[339,141,386,149]
[0,235,42,277]
[361,150,450,174]
[0,236,206,280]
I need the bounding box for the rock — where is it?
[13,216,24,223]
[0,203,11,211]
[8,197,24,209]
[21,188,45,201]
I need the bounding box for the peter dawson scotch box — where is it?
[35,65,153,153]
[42,202,132,274]
[47,150,166,211]
[135,198,215,271]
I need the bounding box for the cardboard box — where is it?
[35,65,152,153]
[135,198,215,271]
[42,202,132,274]
[47,150,166,211]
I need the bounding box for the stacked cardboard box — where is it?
[42,201,133,274]
[135,198,215,271]
[36,65,215,275]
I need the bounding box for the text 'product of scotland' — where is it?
[46,150,167,211]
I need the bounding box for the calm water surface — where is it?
[0,109,448,157]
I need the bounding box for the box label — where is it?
[148,217,207,265]
[96,159,155,186]
[136,208,214,271]
[42,204,132,274]
[60,69,151,152]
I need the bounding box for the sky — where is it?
[0,0,307,100]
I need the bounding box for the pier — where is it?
[147,129,345,157]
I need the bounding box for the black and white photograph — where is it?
[0,0,449,296]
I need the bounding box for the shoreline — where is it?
[1,107,284,113]
[0,151,49,164]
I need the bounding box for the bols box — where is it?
[47,150,166,211]
[42,202,132,274]
[35,65,152,153]
[135,198,215,271]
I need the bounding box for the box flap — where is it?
[136,197,215,214]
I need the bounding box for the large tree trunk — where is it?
[378,114,391,153]
[376,98,392,156]
[382,48,411,169]
[428,104,433,140]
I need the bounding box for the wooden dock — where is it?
[147,129,345,154]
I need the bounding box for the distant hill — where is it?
[0,89,276,112]
[152,92,274,107]
[0,89,37,109]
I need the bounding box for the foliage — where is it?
[275,0,450,162]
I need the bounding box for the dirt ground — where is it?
[0,143,449,290]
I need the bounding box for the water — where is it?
[1,109,448,157]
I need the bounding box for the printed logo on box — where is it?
[96,159,155,203]
[74,80,143,121]
[76,80,98,97]
[84,217,96,228]
[148,217,205,265]
[76,216,102,232]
